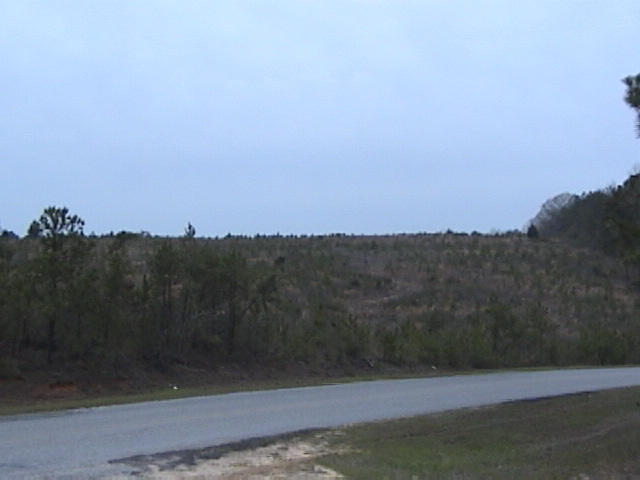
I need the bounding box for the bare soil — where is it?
[115,431,347,479]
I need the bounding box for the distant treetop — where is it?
[623,73,640,137]
[530,192,577,229]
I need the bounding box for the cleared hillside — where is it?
[1,228,638,393]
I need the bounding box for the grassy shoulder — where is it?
[0,380,293,417]
[0,365,623,417]
[0,365,450,416]
[316,386,640,479]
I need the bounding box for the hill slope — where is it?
[1,229,637,387]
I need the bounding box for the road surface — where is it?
[1,367,640,478]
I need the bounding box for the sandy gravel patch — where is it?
[116,431,345,479]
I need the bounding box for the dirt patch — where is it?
[31,380,80,399]
[116,431,345,479]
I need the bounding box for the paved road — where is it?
[2,367,640,478]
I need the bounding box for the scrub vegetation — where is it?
[1,184,640,392]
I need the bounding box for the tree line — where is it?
[532,72,640,279]
[1,207,280,376]
[2,206,639,381]
[534,173,640,287]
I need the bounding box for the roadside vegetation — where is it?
[1,202,639,396]
[317,386,640,479]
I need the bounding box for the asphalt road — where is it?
[2,367,640,478]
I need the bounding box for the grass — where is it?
[316,386,640,479]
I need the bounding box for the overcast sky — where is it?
[2,1,639,236]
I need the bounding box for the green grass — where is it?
[318,386,640,479]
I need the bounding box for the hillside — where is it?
[1,224,638,395]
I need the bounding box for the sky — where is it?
[2,1,639,237]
